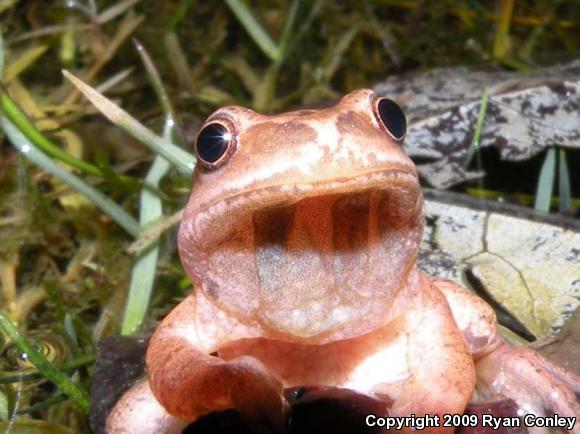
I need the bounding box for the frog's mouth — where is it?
[179,167,424,343]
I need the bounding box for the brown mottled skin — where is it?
[107,90,580,434]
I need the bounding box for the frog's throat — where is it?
[178,167,424,342]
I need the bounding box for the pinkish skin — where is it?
[107,90,580,434]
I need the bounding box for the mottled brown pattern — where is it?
[243,120,318,152]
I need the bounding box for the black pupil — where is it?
[377,98,406,139]
[196,123,229,163]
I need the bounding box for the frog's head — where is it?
[178,89,424,343]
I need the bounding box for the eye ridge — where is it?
[195,122,235,169]
[375,97,407,141]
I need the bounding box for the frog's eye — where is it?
[195,121,236,169]
[374,97,406,141]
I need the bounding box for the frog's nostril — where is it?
[375,98,407,141]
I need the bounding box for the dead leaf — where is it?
[535,307,580,375]
[375,59,580,187]
[419,190,580,339]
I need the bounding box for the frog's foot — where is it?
[148,348,288,434]
[107,380,189,434]
[108,354,287,434]
[138,292,288,434]
[107,377,281,434]
[476,342,580,433]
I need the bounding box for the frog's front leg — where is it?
[434,278,580,432]
[361,278,476,430]
[143,291,286,433]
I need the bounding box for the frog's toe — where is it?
[476,343,580,433]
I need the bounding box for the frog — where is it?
[107,89,580,434]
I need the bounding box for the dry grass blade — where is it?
[62,70,195,175]
[323,26,359,82]
[10,24,92,43]
[4,45,48,82]
[96,0,142,25]
[0,259,17,306]
[493,0,515,60]
[95,67,134,93]
[0,0,17,14]
[59,12,144,109]
[126,209,183,254]
[164,32,195,92]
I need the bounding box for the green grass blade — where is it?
[464,86,489,169]
[284,0,324,63]
[534,147,556,212]
[558,148,571,213]
[0,311,90,413]
[0,92,106,177]
[0,354,95,385]
[133,38,185,146]
[225,0,281,61]
[121,38,186,334]
[122,152,171,335]
[2,118,140,237]
[133,39,175,122]
[62,70,196,175]
[278,0,300,60]
[167,0,194,32]
[16,394,68,415]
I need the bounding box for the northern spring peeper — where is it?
[107,89,580,434]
